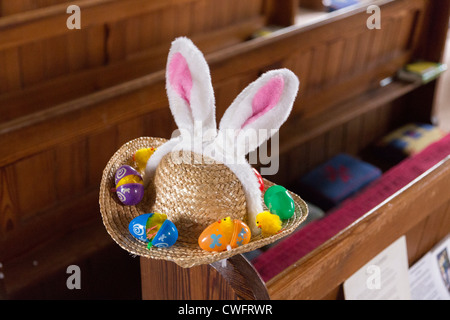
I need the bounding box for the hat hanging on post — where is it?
[99,37,308,268]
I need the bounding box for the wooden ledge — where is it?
[266,156,450,299]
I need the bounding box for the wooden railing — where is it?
[139,156,450,299]
[267,156,450,299]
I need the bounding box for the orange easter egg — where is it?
[229,220,251,249]
[198,217,251,252]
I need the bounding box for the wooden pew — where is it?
[0,0,266,120]
[267,155,450,299]
[0,0,267,299]
[140,155,450,299]
[0,0,448,298]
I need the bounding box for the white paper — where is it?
[343,236,411,300]
[409,235,450,300]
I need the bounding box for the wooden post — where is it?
[300,0,325,10]
[140,254,270,300]
[265,0,299,27]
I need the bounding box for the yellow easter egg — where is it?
[134,147,156,172]
[116,174,143,188]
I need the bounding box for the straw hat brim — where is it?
[99,137,308,268]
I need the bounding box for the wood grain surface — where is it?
[1,0,448,299]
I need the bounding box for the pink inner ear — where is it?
[168,52,192,105]
[241,76,285,128]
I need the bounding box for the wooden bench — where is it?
[140,154,450,299]
[1,0,448,299]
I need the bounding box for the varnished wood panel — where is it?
[287,143,309,183]
[87,126,119,187]
[19,41,46,87]
[0,0,447,299]
[13,151,57,219]
[324,39,345,86]
[116,117,145,147]
[265,0,298,27]
[0,165,19,238]
[140,254,269,300]
[215,74,255,119]
[406,201,450,266]
[300,0,323,10]
[0,0,423,122]
[54,139,89,201]
[267,157,450,299]
[0,0,72,16]
[324,125,344,160]
[0,0,265,101]
[282,193,450,300]
[0,48,21,93]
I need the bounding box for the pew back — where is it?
[1,0,448,298]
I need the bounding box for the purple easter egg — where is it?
[116,183,144,205]
[115,165,141,185]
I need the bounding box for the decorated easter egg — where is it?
[116,174,143,188]
[114,165,144,205]
[115,165,141,185]
[149,220,178,248]
[263,185,287,206]
[117,183,144,206]
[134,147,156,172]
[129,213,178,248]
[229,219,251,249]
[198,217,251,252]
[129,213,152,242]
[253,168,264,192]
[266,190,295,220]
[145,213,168,240]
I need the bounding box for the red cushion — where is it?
[252,133,450,282]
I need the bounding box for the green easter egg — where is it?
[267,190,295,220]
[264,185,287,207]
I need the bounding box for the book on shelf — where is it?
[397,61,447,84]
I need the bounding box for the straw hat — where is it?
[100,137,308,268]
[99,37,308,268]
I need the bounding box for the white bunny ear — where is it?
[166,37,216,136]
[218,69,299,156]
[212,69,299,235]
[144,37,217,185]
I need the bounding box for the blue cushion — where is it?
[296,153,381,210]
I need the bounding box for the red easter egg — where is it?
[253,168,264,192]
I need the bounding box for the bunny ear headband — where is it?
[100,37,308,268]
[145,37,300,234]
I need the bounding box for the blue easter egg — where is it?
[128,213,153,242]
[151,220,178,248]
